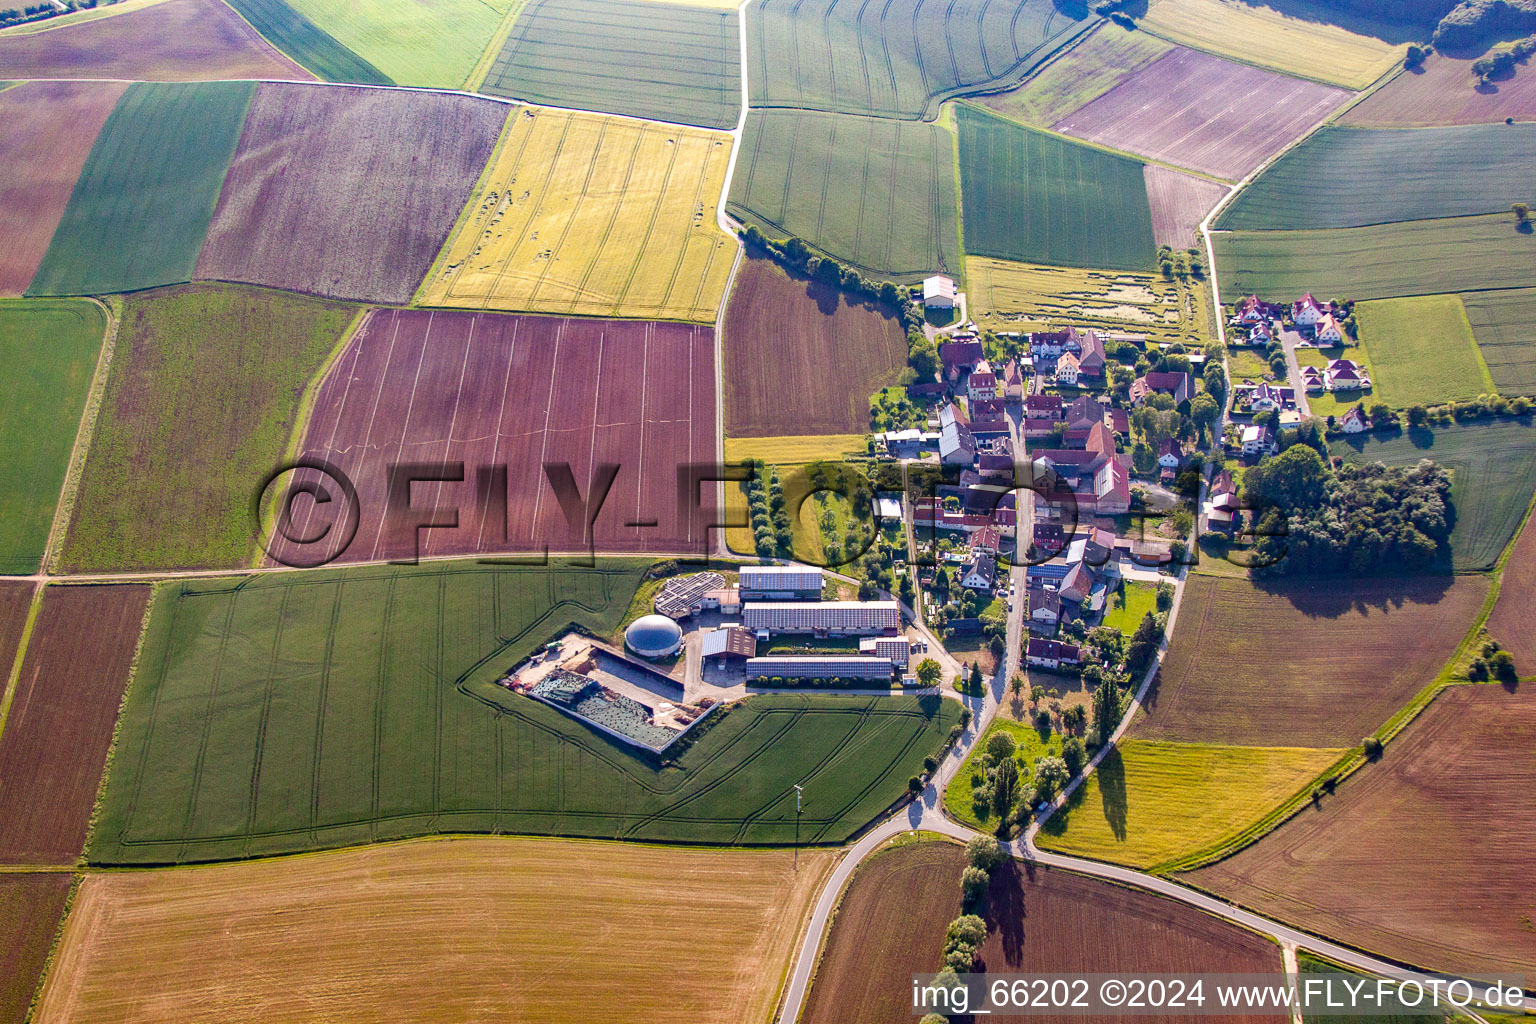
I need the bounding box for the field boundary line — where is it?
[0,0,172,37]
[77,584,158,863]
[1132,21,1392,93]
[461,0,529,92]
[40,296,118,576]
[248,304,373,568]
[0,583,45,744]
[24,870,83,1024]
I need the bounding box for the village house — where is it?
[968,358,998,401]
[1026,637,1081,669]
[1204,469,1241,532]
[1158,438,1183,470]
[1027,584,1061,629]
[923,274,956,310]
[1241,424,1278,456]
[1001,358,1025,401]
[1030,522,1067,558]
[1325,358,1370,392]
[960,552,997,590]
[976,435,1015,477]
[939,403,976,464]
[1234,294,1282,326]
[1245,318,1273,347]
[939,336,984,378]
[1340,405,1369,434]
[1130,370,1194,406]
[1055,350,1081,385]
[1075,330,1107,382]
[1300,365,1325,393]
[1292,293,1326,328]
[1314,312,1345,344]
[1029,328,1076,359]
[1248,380,1283,411]
[968,396,1010,435]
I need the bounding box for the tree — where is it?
[961,865,991,904]
[1156,580,1175,611]
[1404,43,1427,68]
[916,658,942,686]
[943,914,988,972]
[1204,361,1228,407]
[986,730,1016,761]
[1010,674,1024,700]
[909,335,941,382]
[920,1016,951,1024]
[966,834,1003,871]
[969,662,984,690]
[908,775,924,794]
[1092,677,1124,743]
[991,756,1020,820]
[1190,392,1219,438]
[1033,756,1070,800]
[1515,202,1531,225]
[1062,736,1087,776]
[1243,443,1327,510]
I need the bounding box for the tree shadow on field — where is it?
[1096,746,1128,842]
[1250,572,1454,619]
[984,858,1032,968]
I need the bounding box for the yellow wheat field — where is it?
[421,106,736,322]
[35,836,835,1024]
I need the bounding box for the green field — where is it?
[27,82,253,298]
[281,0,508,87]
[1334,419,1536,571]
[60,284,356,573]
[747,0,1095,121]
[223,0,392,84]
[1212,215,1536,303]
[943,717,1063,830]
[1101,581,1159,634]
[1216,125,1536,231]
[1035,740,1342,869]
[0,299,105,574]
[1461,288,1536,397]
[481,0,740,129]
[978,22,1172,127]
[91,560,960,863]
[729,109,961,280]
[1354,295,1493,410]
[956,105,1156,272]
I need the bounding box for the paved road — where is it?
[1276,328,1314,419]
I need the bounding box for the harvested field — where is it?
[0,300,106,574]
[0,0,171,35]
[1461,287,1536,396]
[1053,47,1349,180]
[90,560,960,863]
[1486,509,1536,669]
[804,839,1282,1024]
[60,284,357,573]
[482,0,740,129]
[1354,295,1492,409]
[803,839,966,1024]
[0,585,149,865]
[965,257,1209,348]
[729,109,960,281]
[1216,124,1536,230]
[1184,685,1536,976]
[1136,574,1488,748]
[1144,165,1229,248]
[0,874,71,1024]
[723,434,865,465]
[1035,740,1343,869]
[957,105,1156,272]
[27,81,253,298]
[282,0,510,87]
[724,256,906,438]
[1334,419,1536,571]
[748,0,1094,121]
[1212,214,1536,302]
[272,308,717,564]
[0,0,311,80]
[1139,0,1404,90]
[423,106,734,322]
[979,22,1172,127]
[37,837,834,1024]
[197,83,506,305]
[221,0,391,84]
[0,82,127,296]
[1341,51,1536,127]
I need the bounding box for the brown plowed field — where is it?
[0,585,150,865]
[723,256,907,438]
[1133,574,1487,747]
[1486,511,1536,671]
[1052,47,1350,180]
[1144,165,1229,248]
[0,873,71,1024]
[0,0,309,81]
[803,839,966,1024]
[1342,52,1536,126]
[0,81,127,296]
[803,840,1281,1024]
[978,863,1281,1024]
[1184,684,1536,976]
[272,309,718,565]
[0,581,32,676]
[34,837,834,1024]
[196,83,507,304]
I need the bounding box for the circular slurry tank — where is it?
[624,614,683,658]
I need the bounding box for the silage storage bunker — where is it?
[624,614,684,659]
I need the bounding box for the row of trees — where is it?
[739,225,926,330]
[1244,446,1455,575]
[1157,245,1205,282]
[743,460,792,559]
